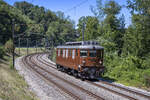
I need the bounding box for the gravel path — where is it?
[15,56,74,100]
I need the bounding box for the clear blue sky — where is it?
[4,0,131,27]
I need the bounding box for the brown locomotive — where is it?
[56,41,105,79]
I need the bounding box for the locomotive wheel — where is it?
[81,75,85,81]
[74,72,78,78]
[68,71,72,75]
[79,72,85,81]
[66,68,71,75]
[81,78,85,81]
[72,70,78,78]
[60,66,64,72]
[56,65,61,71]
[62,67,65,72]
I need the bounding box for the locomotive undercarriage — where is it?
[56,64,104,80]
[79,67,104,79]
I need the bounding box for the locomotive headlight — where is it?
[99,60,102,64]
[78,65,81,69]
[82,60,86,64]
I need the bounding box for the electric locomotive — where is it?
[56,41,105,79]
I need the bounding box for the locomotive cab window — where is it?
[89,50,97,57]
[97,50,103,58]
[80,50,88,57]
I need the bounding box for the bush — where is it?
[5,39,14,54]
[51,48,56,62]
[143,69,150,87]
[9,62,14,69]
[104,54,145,86]
[0,45,5,58]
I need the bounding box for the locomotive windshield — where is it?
[89,50,97,57]
[80,50,88,57]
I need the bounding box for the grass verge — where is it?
[15,47,44,56]
[0,55,39,100]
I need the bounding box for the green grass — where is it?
[0,55,40,100]
[15,47,45,56]
[51,48,56,62]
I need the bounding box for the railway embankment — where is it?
[15,55,72,100]
[0,55,39,100]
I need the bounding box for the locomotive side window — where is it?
[76,49,78,56]
[63,49,65,58]
[80,50,88,57]
[66,49,68,58]
[89,50,97,57]
[69,49,72,56]
[61,49,63,56]
[72,49,75,59]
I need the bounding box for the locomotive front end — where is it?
[79,47,105,79]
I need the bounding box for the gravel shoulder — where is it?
[15,56,73,100]
[0,55,39,100]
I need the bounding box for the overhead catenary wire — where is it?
[64,0,89,13]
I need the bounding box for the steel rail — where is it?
[32,54,104,100]
[23,54,104,100]
[39,53,150,100]
[22,54,81,100]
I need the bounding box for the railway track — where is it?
[22,54,104,100]
[22,54,80,100]
[38,53,150,100]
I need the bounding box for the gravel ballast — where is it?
[15,56,74,100]
[15,54,150,100]
[42,53,150,100]
[37,54,128,100]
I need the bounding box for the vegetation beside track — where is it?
[49,48,56,62]
[0,39,42,99]
[0,54,39,100]
[15,47,45,56]
[0,0,150,92]
[103,53,150,90]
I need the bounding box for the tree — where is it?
[90,0,105,21]
[93,0,124,54]
[46,21,76,46]
[77,16,100,41]
[124,0,150,57]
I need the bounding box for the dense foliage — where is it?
[0,0,150,87]
[0,0,76,47]
[77,0,150,87]
[0,45,5,58]
[4,39,13,54]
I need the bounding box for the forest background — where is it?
[0,0,150,88]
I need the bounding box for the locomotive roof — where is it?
[57,41,104,49]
